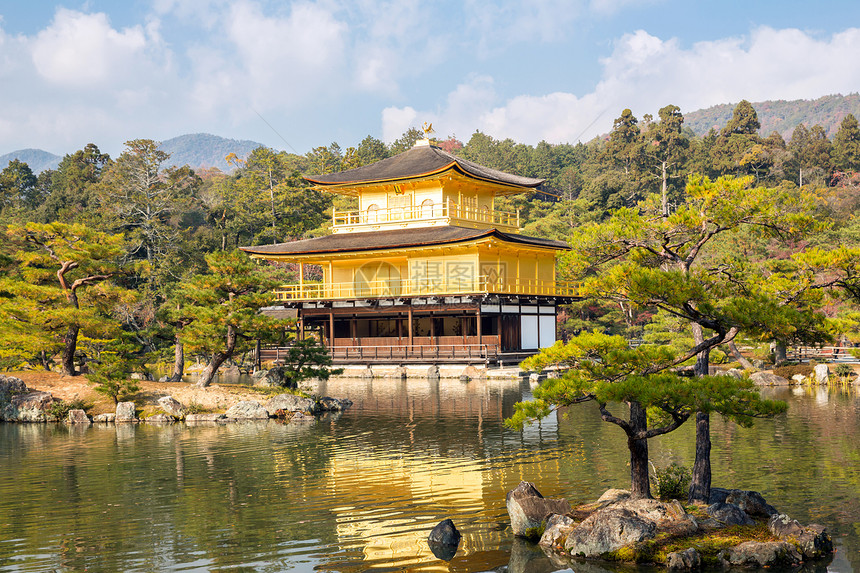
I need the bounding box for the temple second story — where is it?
[309,138,538,235]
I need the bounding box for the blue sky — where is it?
[2,0,860,158]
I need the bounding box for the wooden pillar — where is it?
[329,311,334,349]
[350,317,356,343]
[408,306,413,349]
[298,316,304,341]
[477,306,482,348]
[299,263,304,297]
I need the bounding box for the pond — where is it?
[1,378,858,572]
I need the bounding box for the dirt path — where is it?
[4,371,271,415]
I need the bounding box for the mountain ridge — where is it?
[4,94,860,174]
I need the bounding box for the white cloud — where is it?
[30,9,149,87]
[187,1,348,115]
[383,26,860,146]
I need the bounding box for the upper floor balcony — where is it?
[273,275,579,302]
[331,200,520,234]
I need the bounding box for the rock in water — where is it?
[667,548,701,570]
[428,519,461,545]
[67,409,91,424]
[506,481,571,538]
[564,507,656,557]
[264,394,318,416]
[718,541,801,568]
[813,364,829,384]
[427,519,461,561]
[225,400,270,419]
[768,514,833,559]
[750,371,790,386]
[115,402,136,422]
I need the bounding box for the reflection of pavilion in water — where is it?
[306,378,569,570]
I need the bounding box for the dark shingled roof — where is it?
[304,143,544,189]
[241,225,568,257]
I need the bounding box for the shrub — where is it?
[47,398,88,420]
[834,363,855,379]
[653,462,691,501]
[772,363,814,379]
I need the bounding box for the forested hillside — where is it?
[3,99,860,380]
[158,133,266,172]
[685,93,860,139]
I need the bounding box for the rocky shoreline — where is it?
[0,374,351,424]
[506,481,833,570]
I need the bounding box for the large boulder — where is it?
[93,413,115,423]
[706,502,754,526]
[0,375,27,403]
[595,488,631,508]
[506,481,572,538]
[725,489,777,517]
[539,513,577,551]
[750,371,790,386]
[1,391,57,422]
[225,400,270,419]
[813,364,830,384]
[264,394,318,416]
[67,409,91,424]
[253,367,296,389]
[564,506,656,557]
[157,396,185,418]
[115,402,136,422]
[768,514,833,559]
[718,541,801,568]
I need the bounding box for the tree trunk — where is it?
[62,324,80,376]
[40,350,51,371]
[774,341,788,365]
[168,336,184,382]
[727,340,755,370]
[627,401,652,499]
[196,324,236,388]
[688,323,712,502]
[661,160,669,217]
[196,351,229,388]
[688,412,712,504]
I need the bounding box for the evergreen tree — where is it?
[1,222,133,375]
[509,332,786,499]
[831,114,860,172]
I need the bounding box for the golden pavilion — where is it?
[241,135,576,365]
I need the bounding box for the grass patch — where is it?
[603,521,775,565]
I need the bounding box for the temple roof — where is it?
[241,225,567,258]
[304,142,545,189]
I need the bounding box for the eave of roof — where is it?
[240,225,568,258]
[304,143,544,190]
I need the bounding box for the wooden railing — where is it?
[786,346,859,362]
[273,276,580,301]
[332,200,519,230]
[261,342,500,364]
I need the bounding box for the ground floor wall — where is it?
[270,295,565,364]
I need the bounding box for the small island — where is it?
[507,481,833,570]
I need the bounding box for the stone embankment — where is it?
[0,374,351,424]
[506,481,833,570]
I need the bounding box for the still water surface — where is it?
[0,378,859,572]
